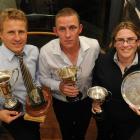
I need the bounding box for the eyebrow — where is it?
[116,37,138,40]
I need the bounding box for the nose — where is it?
[123,40,129,46]
[65,29,71,38]
[14,32,20,41]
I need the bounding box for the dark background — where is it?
[0,0,139,48]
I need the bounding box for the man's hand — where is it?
[59,82,79,97]
[0,110,21,124]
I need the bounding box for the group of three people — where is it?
[0,7,139,140]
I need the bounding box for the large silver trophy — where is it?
[57,66,82,102]
[87,86,111,113]
[0,68,21,111]
[121,71,140,108]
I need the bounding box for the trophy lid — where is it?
[121,71,140,108]
[87,86,108,100]
[0,70,12,83]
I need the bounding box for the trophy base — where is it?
[25,87,52,121]
[66,92,82,102]
[4,99,22,112]
[26,101,48,117]
[24,113,46,123]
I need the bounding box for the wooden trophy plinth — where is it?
[24,87,52,123]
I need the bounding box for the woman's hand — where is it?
[129,105,140,116]
[92,101,102,113]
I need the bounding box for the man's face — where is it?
[0,19,27,54]
[53,15,83,50]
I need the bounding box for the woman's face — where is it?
[114,29,139,61]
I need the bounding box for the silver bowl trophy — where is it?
[0,68,22,111]
[87,86,111,120]
[121,71,140,109]
[57,66,82,102]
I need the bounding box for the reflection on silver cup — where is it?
[87,86,110,113]
[57,66,77,83]
[0,69,22,111]
[57,66,82,102]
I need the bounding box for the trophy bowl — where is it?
[87,86,111,113]
[57,66,77,83]
[121,71,140,108]
[0,69,22,111]
[87,86,109,101]
[57,66,82,102]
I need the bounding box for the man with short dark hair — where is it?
[39,7,100,140]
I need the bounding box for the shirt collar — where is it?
[114,52,138,68]
[1,43,27,61]
[52,36,90,55]
[79,36,90,52]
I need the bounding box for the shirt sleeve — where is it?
[39,48,61,91]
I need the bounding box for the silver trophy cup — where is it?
[57,66,82,102]
[87,86,111,113]
[0,68,21,111]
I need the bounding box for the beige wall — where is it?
[0,0,17,11]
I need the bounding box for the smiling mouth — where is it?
[13,42,21,45]
[121,49,132,54]
[65,40,73,43]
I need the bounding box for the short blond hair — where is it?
[55,7,80,26]
[0,8,27,32]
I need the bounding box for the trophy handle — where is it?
[106,90,112,101]
[10,68,19,88]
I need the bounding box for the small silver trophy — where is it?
[87,86,111,113]
[0,68,21,111]
[57,66,82,102]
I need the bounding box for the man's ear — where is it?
[53,27,57,34]
[79,24,83,34]
[0,33,2,41]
